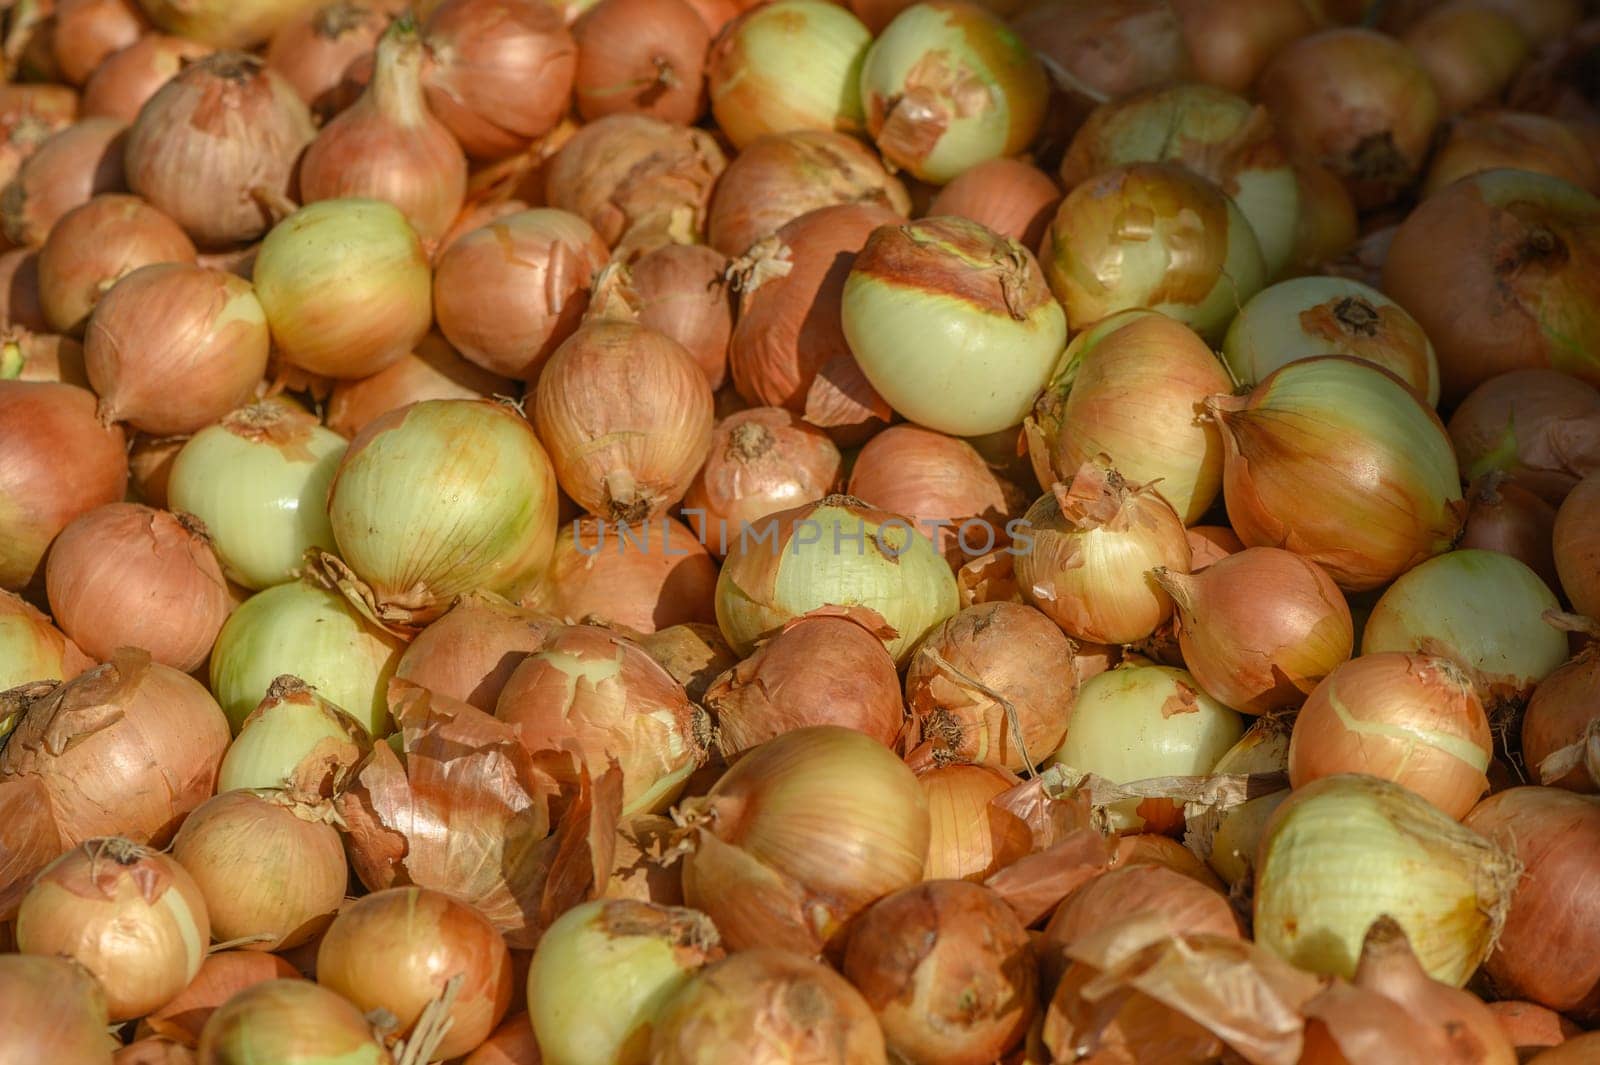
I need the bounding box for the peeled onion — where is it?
[38,194,197,336]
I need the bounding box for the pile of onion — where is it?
[326,333,515,439]
[37,194,197,336]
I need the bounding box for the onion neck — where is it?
[1353,915,1430,1002]
[369,18,430,129]
[1150,567,1197,616]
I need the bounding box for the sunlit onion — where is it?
[137,952,299,1049]
[325,333,514,439]
[37,194,197,336]
[215,676,370,794]
[683,407,841,555]
[635,623,738,705]
[536,516,717,635]
[1,116,127,249]
[0,590,90,690]
[83,35,212,123]
[626,244,733,390]
[917,763,1029,882]
[394,592,554,713]
[266,2,388,119]
[196,979,390,1064]
[51,0,147,86]
[571,0,707,124]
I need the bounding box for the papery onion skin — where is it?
[1449,370,1600,506]
[0,955,113,1064]
[317,885,513,1060]
[1207,356,1465,592]
[195,979,390,1065]
[918,762,1029,881]
[1185,716,1290,888]
[539,516,717,634]
[684,407,842,554]
[1424,111,1600,199]
[571,0,709,124]
[1488,1001,1584,1056]
[1,116,128,250]
[708,1,871,151]
[1555,473,1600,619]
[18,839,211,1022]
[1186,525,1244,571]
[326,333,515,440]
[628,244,734,390]
[635,623,739,706]
[38,194,197,336]
[1222,276,1440,407]
[84,36,213,123]
[1524,646,1600,791]
[0,380,128,592]
[216,677,369,794]
[1382,169,1600,403]
[266,2,388,119]
[1464,787,1600,1020]
[395,592,554,713]
[1014,0,1189,128]
[0,590,91,689]
[1402,2,1530,117]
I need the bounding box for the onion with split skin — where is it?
[537,515,719,634]
[196,979,390,1065]
[1424,111,1600,198]
[683,407,842,555]
[326,333,516,440]
[926,157,1060,249]
[38,194,197,337]
[635,623,738,705]
[266,2,389,119]
[1,116,128,250]
[0,590,91,690]
[83,36,213,123]
[394,592,554,713]
[1183,715,1290,888]
[571,0,709,124]
[0,955,113,1064]
[1524,647,1600,792]
[1448,370,1600,505]
[1186,525,1244,570]
[1402,1,1530,117]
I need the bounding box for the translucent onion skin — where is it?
[926,157,1060,250]
[394,592,555,713]
[1423,111,1600,200]
[1222,276,1440,407]
[707,1,871,151]
[1207,356,1465,592]
[253,197,433,379]
[1382,170,1600,403]
[266,2,388,119]
[0,590,91,690]
[571,0,709,123]
[123,53,315,248]
[84,36,213,123]
[859,1,1047,184]
[1555,473,1600,621]
[1042,162,1266,342]
[538,516,719,633]
[195,979,390,1065]
[842,216,1066,437]
[1,116,129,250]
[38,194,198,337]
[0,955,113,1064]
[684,407,841,554]
[326,333,516,439]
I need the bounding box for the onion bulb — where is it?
[84,36,213,124]
[1171,0,1319,93]
[626,244,734,390]
[1289,160,1360,275]
[0,330,87,387]
[1014,0,1190,124]
[464,1014,541,1065]
[918,763,1029,882]
[1424,111,1600,199]
[38,194,197,336]
[1,116,128,250]
[571,0,709,124]
[927,157,1060,250]
[48,0,146,87]
[1460,474,1561,590]
[683,407,843,553]
[0,590,90,690]
[137,951,299,1049]
[1448,370,1600,505]
[678,725,928,954]
[18,838,210,1021]
[1556,473,1600,624]
[1184,716,1290,888]
[265,2,387,119]
[842,215,1066,437]
[537,516,718,634]
[0,955,113,1064]
[216,676,370,794]
[1487,1001,1581,1057]
[394,592,554,713]
[326,333,516,440]
[1402,2,1530,116]
[1207,356,1464,591]
[0,248,50,334]
[196,979,390,1065]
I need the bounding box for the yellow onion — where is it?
[117,1038,198,1063]
[266,2,388,119]
[84,35,213,123]
[496,624,705,816]
[18,838,210,1021]
[45,503,232,672]
[1025,309,1231,524]
[625,244,734,390]
[171,790,346,951]
[1046,663,1243,833]
[0,90,76,200]
[0,589,91,690]
[1013,458,1191,646]
[0,955,114,1064]
[634,623,738,705]
[650,948,886,1065]
[1,116,128,249]
[707,1,871,150]
[1183,716,1290,888]
[1186,525,1243,570]
[706,129,909,258]
[683,407,843,553]
[1448,370,1600,505]
[859,1,1046,184]
[1222,276,1440,406]
[842,880,1034,1065]
[394,592,554,713]
[842,215,1066,436]
[38,194,197,336]
[210,579,403,734]
[123,52,314,248]
[714,494,958,665]
[1556,473,1600,622]
[196,979,390,1065]
[1207,356,1464,591]
[527,899,722,1065]
[538,517,718,634]
[1362,549,1568,712]
[326,399,558,629]
[1382,170,1600,403]
[1060,82,1299,279]
[1460,474,1561,590]
[926,156,1060,249]
[326,334,515,440]
[300,18,467,246]
[1258,29,1439,210]
[253,198,432,379]
[605,814,687,907]
[84,263,269,434]
[317,886,513,1060]
[216,676,370,794]
[1042,162,1266,341]
[1013,0,1188,127]
[571,0,708,124]
[1402,2,1530,116]
[904,601,1077,772]
[1254,773,1516,985]
[136,0,324,48]
[167,404,345,590]
[917,763,1030,881]
[1424,111,1600,199]
[1289,159,1359,275]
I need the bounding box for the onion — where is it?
[1042,162,1266,341]
[0,952,113,1063]
[51,0,147,87]
[1222,276,1440,406]
[683,407,842,554]
[1402,2,1530,116]
[1208,356,1464,591]
[45,503,231,672]
[135,0,330,48]
[1383,170,1600,403]
[1464,787,1600,1019]
[1171,0,1320,93]
[1258,28,1438,210]
[394,593,553,713]
[118,1039,198,1064]
[1289,160,1360,275]
[0,589,90,689]
[1025,309,1231,524]
[650,948,886,1065]
[625,244,733,390]
[634,623,739,705]
[706,129,909,258]
[421,0,576,161]
[317,885,513,1060]
[18,838,209,1021]
[927,157,1059,250]
[326,335,513,439]
[843,216,1065,437]
[464,1014,541,1065]
[1449,370,1600,504]
[527,899,722,1065]
[1186,525,1244,571]
[571,0,707,124]
[496,624,704,815]
[918,762,1029,881]
[0,329,85,387]
[253,198,432,379]
[1529,1034,1600,1063]
[83,36,212,123]
[84,263,268,434]
[216,676,369,794]
[842,880,1034,1065]
[1,116,128,249]
[1526,646,1600,791]
[210,579,403,734]
[1460,474,1561,590]
[195,979,390,1065]
[171,790,346,951]
[1425,111,1600,199]
[1182,716,1290,887]
[714,494,958,665]
[0,248,49,332]
[727,202,902,441]
[543,114,726,251]
[1489,1001,1584,1057]
[1046,663,1243,833]
[707,1,870,150]
[167,404,345,590]
[38,194,197,336]
[0,380,127,592]
[1013,458,1192,646]
[1557,472,1600,620]
[538,516,718,634]
[1015,1,1189,123]
[859,2,1046,184]
[266,2,388,119]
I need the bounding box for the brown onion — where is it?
[317,885,513,1060]
[1015,1,1190,128]
[138,952,300,1048]
[52,0,147,86]
[1258,28,1439,209]
[571,0,708,124]
[432,208,610,382]
[706,129,909,258]
[1525,648,1600,790]
[82,36,212,123]
[394,592,554,713]
[124,52,314,249]
[0,248,49,332]
[0,380,128,592]
[1403,2,1530,116]
[45,503,231,672]
[1425,111,1600,199]
[1556,472,1600,619]
[1187,525,1244,570]
[918,762,1030,882]
[435,197,530,257]
[1172,0,1319,93]
[927,157,1060,250]
[0,589,91,690]
[1461,474,1560,589]
[1,116,127,248]
[626,243,733,390]
[128,432,186,509]
[326,333,514,439]
[37,194,197,336]
[682,407,841,553]
[84,263,268,434]
[266,2,388,119]
[0,955,112,1063]
[1449,370,1600,504]
[1112,832,1228,890]
[1488,1001,1583,1057]
[1476,0,1581,42]
[537,516,718,634]
[0,329,85,386]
